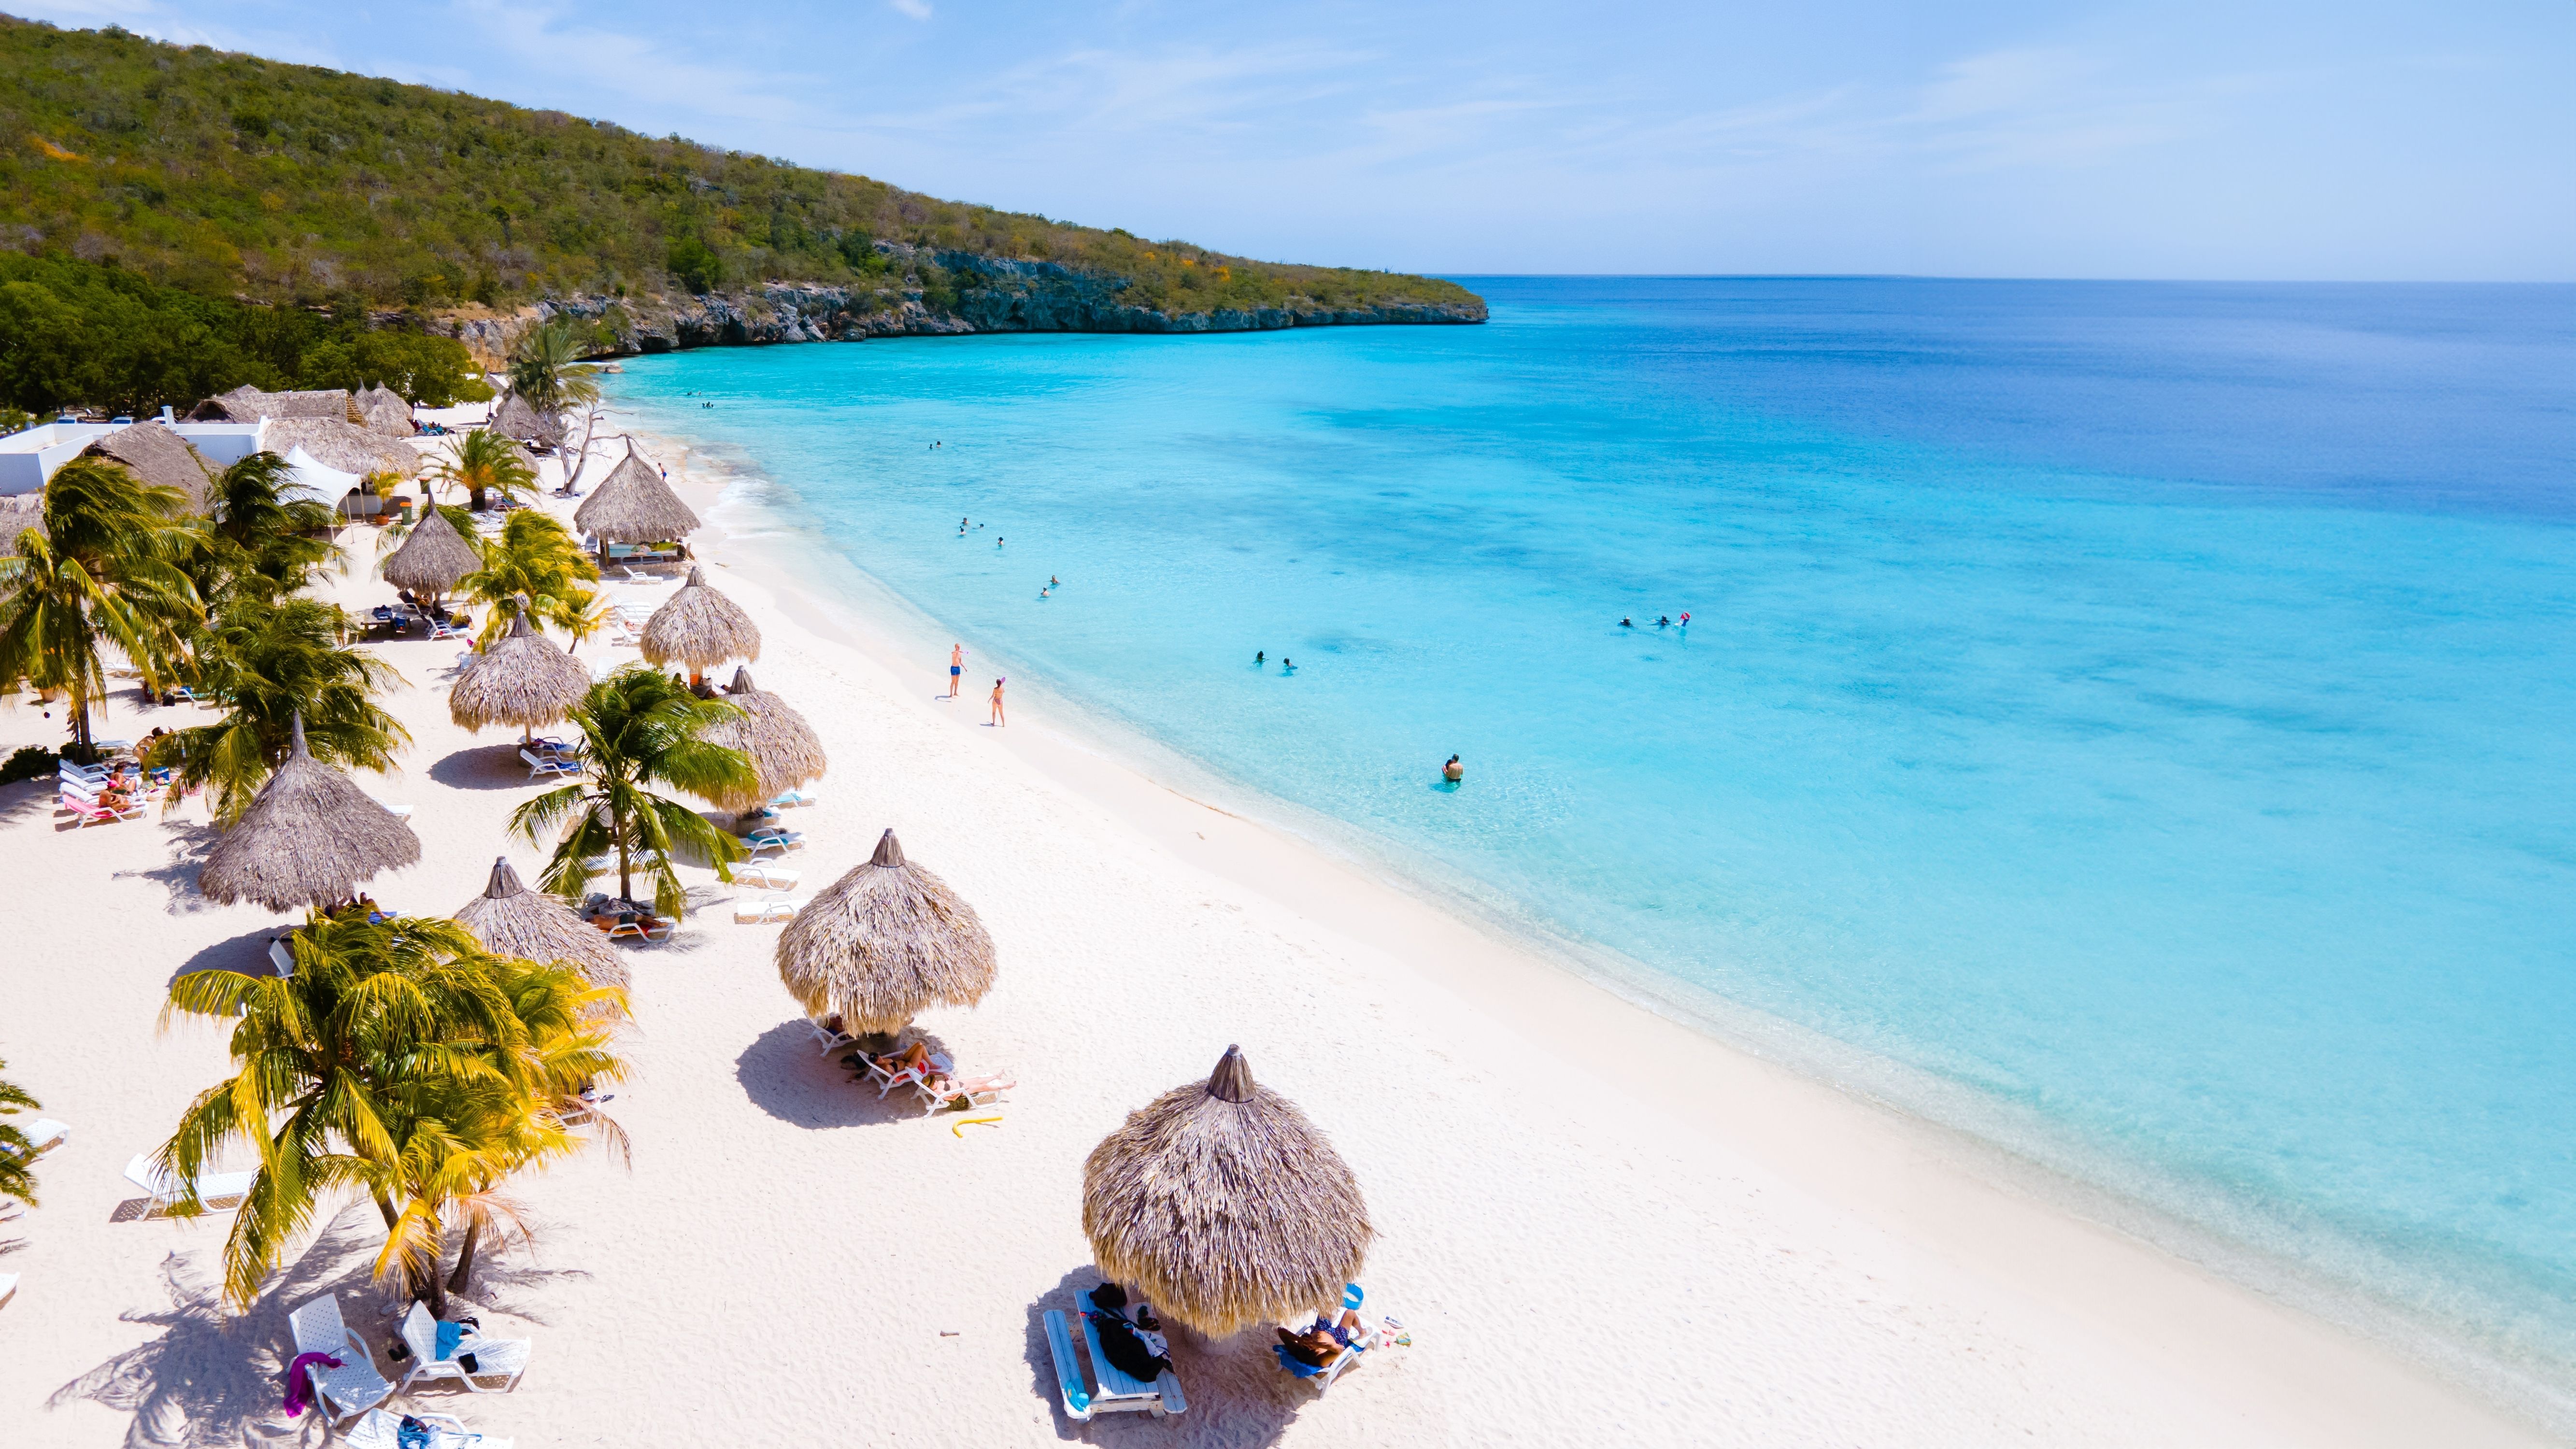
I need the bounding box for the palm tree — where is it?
[199,451,342,602]
[511,666,754,919]
[431,427,538,512]
[458,510,600,644]
[158,913,629,1310]
[0,457,202,759]
[0,1059,42,1208]
[506,321,601,419]
[146,595,409,822]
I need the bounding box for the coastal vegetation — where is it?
[147,594,410,823]
[431,428,539,513]
[0,252,489,419]
[511,667,754,920]
[0,17,1480,378]
[159,912,629,1311]
[0,1058,40,1208]
[460,511,601,646]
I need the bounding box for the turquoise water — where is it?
[610,278,2576,1395]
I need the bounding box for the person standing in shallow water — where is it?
[990,677,1007,726]
[1444,754,1464,783]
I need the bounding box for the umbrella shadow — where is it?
[48,1206,389,1449]
[169,926,293,988]
[110,819,226,915]
[732,1020,937,1129]
[427,744,550,793]
[1022,1269,1313,1446]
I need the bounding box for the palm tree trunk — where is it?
[446,1216,482,1295]
[616,827,633,906]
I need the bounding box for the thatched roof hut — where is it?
[199,715,422,912]
[192,385,355,423]
[381,508,482,597]
[356,384,414,437]
[493,391,563,448]
[774,829,995,1032]
[455,856,627,988]
[450,607,593,735]
[703,667,825,810]
[261,417,420,477]
[1082,1045,1373,1337]
[640,567,759,674]
[86,422,219,512]
[575,441,698,544]
[0,493,45,559]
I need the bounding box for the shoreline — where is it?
[627,409,2559,1445]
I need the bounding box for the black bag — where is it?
[1089,1312,1171,1382]
[456,1350,479,1374]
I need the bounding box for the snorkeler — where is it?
[1618,617,1634,628]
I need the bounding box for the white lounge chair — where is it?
[730,863,799,890]
[770,787,820,808]
[731,896,797,924]
[12,1119,68,1158]
[123,1153,256,1215]
[59,790,144,825]
[743,828,804,858]
[519,749,579,779]
[287,1294,396,1423]
[399,1300,532,1393]
[1044,1306,1187,1422]
[269,937,297,976]
[344,1407,513,1449]
[0,1273,15,1309]
[810,1019,862,1056]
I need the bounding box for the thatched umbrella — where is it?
[451,605,593,740]
[261,417,421,477]
[381,508,481,609]
[199,715,423,912]
[493,390,562,449]
[455,856,627,989]
[574,441,698,562]
[356,384,414,437]
[774,829,995,1032]
[703,667,825,811]
[1082,1045,1373,1337]
[640,567,759,682]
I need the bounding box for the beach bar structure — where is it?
[1082,1045,1372,1337]
[575,441,699,571]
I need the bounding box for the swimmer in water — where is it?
[996,537,1005,549]
[1039,586,1051,598]
[1618,617,1634,628]
[1679,611,1691,626]
[1254,651,1265,666]
[1443,754,1463,783]
[1049,575,1060,587]
[1656,615,1671,627]
[1281,658,1296,674]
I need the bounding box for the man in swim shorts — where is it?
[949,644,964,698]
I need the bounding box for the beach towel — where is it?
[435,1319,464,1360]
[281,1352,342,1416]
[1273,1344,1329,1378]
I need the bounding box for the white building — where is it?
[0,412,268,497]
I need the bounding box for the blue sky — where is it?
[15,0,2574,279]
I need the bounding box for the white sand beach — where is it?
[0,417,2548,1448]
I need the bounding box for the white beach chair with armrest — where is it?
[345,1407,514,1449]
[771,787,819,808]
[399,1300,532,1393]
[10,1119,69,1160]
[731,863,799,890]
[287,1294,396,1423]
[519,749,579,779]
[810,1018,862,1056]
[732,895,798,924]
[743,828,804,858]
[0,1272,16,1308]
[124,1153,257,1215]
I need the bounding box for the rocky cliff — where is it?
[438,246,1484,366]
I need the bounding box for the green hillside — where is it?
[0,16,1479,318]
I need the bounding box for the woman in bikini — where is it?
[990,677,1006,727]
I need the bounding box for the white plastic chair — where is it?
[123,1153,256,1214]
[344,1407,514,1449]
[398,1300,532,1393]
[731,863,799,890]
[287,1294,395,1423]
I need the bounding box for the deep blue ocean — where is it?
[610,277,2576,1391]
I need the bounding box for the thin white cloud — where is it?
[890,0,932,18]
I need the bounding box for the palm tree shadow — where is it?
[1021,1267,1311,1446]
[732,1020,938,1129]
[0,776,61,828]
[427,744,548,793]
[110,819,226,915]
[48,1206,388,1449]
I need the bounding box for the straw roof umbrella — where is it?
[261,417,421,477]
[574,441,699,547]
[382,507,481,605]
[493,390,562,448]
[454,856,627,989]
[703,667,825,811]
[640,567,760,679]
[774,829,995,1032]
[1082,1045,1373,1337]
[451,605,593,739]
[199,715,422,911]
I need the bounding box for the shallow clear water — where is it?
[611,277,2576,1385]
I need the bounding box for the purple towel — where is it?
[281,1351,342,1417]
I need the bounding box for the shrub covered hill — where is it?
[0,17,1483,401]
